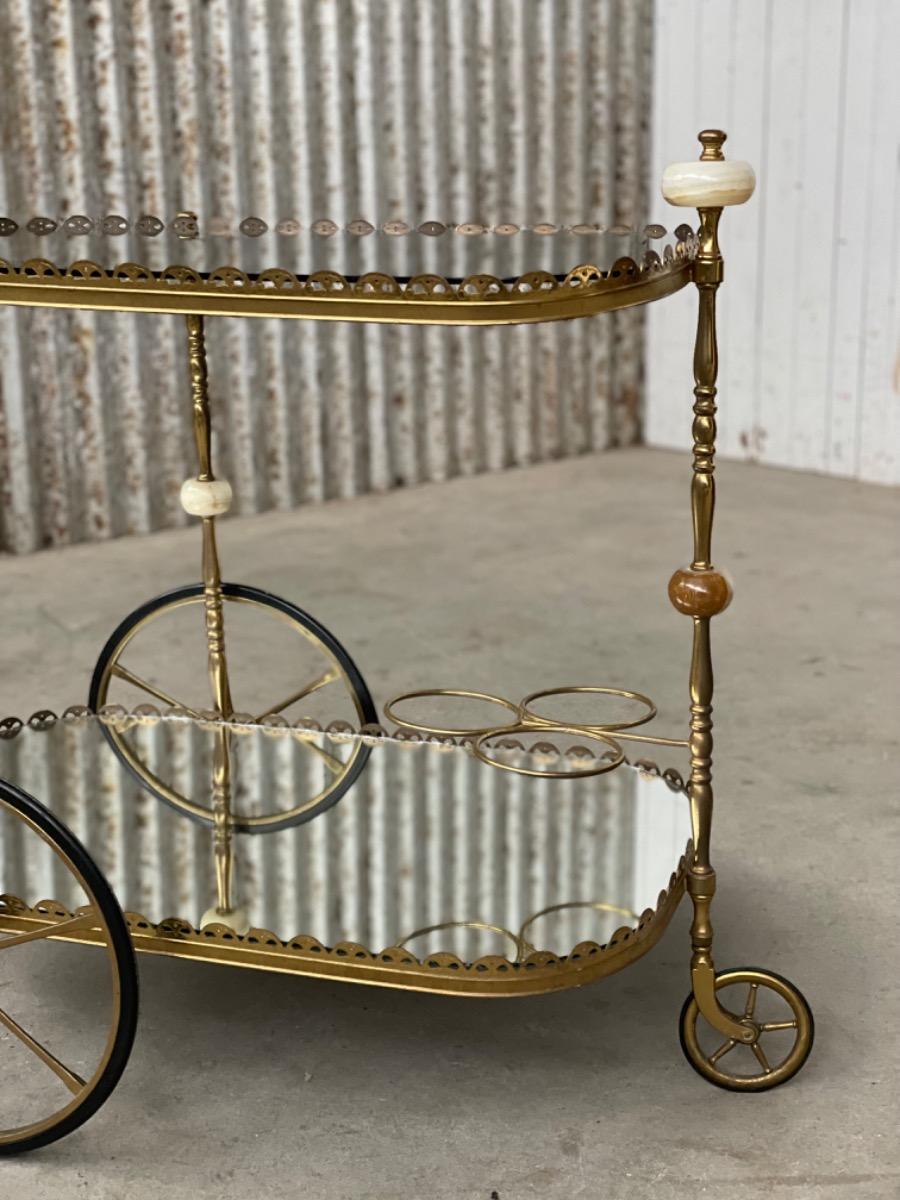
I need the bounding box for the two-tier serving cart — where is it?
[0,131,814,1155]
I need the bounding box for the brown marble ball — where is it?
[668,567,733,617]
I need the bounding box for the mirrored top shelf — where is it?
[0,213,698,325]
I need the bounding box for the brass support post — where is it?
[680,132,753,1043]
[687,189,723,885]
[187,310,213,483]
[186,312,236,919]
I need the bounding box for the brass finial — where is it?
[698,130,727,161]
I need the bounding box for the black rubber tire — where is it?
[88,582,378,833]
[679,966,815,1092]
[0,778,138,1155]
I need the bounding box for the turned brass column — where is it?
[184,311,238,923]
[668,131,751,1043]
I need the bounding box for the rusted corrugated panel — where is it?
[0,0,653,554]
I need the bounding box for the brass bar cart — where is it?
[0,131,813,1155]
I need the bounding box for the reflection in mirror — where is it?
[0,716,690,963]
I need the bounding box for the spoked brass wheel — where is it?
[88,583,377,833]
[679,967,814,1092]
[0,778,137,1154]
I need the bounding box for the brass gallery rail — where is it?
[0,247,693,324]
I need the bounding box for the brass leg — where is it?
[211,727,235,918]
[665,132,813,1088]
[184,314,246,931]
[668,132,749,1045]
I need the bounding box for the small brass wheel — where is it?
[679,968,814,1092]
[89,583,377,833]
[0,778,138,1154]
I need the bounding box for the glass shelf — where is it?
[0,213,698,325]
[0,711,691,995]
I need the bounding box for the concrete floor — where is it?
[1,447,897,1198]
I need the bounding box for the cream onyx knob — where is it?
[200,905,250,936]
[662,129,755,208]
[180,477,233,517]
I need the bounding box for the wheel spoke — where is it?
[760,1019,798,1032]
[254,668,340,722]
[751,1041,773,1075]
[0,1004,86,1095]
[111,663,202,719]
[743,982,759,1019]
[294,735,346,776]
[708,1038,737,1065]
[0,914,95,951]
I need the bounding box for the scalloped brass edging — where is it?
[0,242,696,325]
[0,705,687,790]
[0,854,688,998]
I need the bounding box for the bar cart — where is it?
[0,131,814,1155]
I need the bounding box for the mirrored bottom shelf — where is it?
[0,713,691,995]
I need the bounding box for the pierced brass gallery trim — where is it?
[0,247,695,325]
[0,857,687,998]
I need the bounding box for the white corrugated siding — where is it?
[647,0,900,484]
[0,0,654,554]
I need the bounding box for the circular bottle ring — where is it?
[472,723,625,779]
[518,685,657,733]
[383,689,521,737]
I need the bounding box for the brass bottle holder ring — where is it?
[384,686,683,779]
[393,921,527,961]
[382,688,521,737]
[517,899,642,952]
[472,723,625,779]
[393,898,644,963]
[518,685,658,732]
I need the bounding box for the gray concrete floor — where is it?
[1,447,898,1198]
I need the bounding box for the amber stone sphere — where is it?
[668,567,733,617]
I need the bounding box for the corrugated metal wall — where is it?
[0,0,654,555]
[647,0,900,485]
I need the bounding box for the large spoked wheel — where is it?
[679,967,814,1092]
[88,583,377,833]
[0,779,138,1155]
